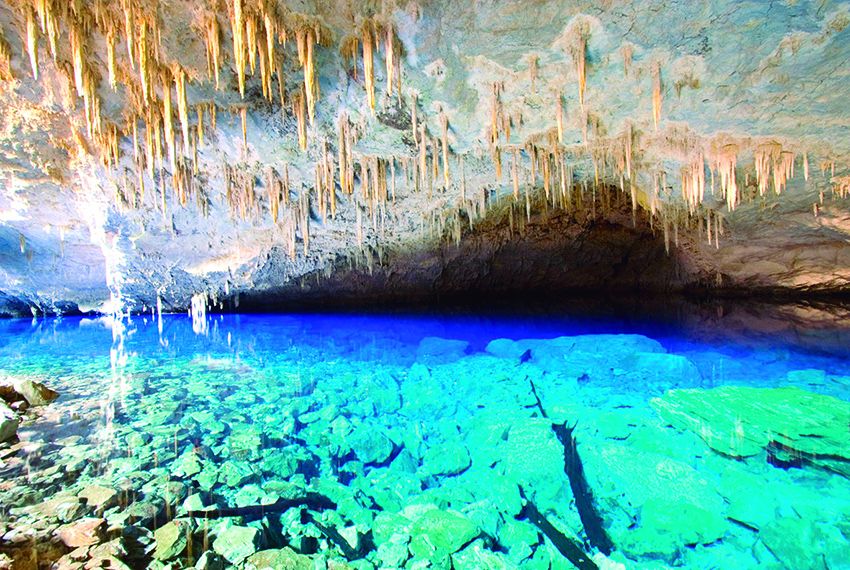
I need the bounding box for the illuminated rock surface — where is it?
[0,1,848,313]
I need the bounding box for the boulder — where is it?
[422,442,471,477]
[10,378,59,406]
[212,525,260,564]
[153,520,190,561]
[244,548,313,570]
[581,443,727,562]
[77,485,119,512]
[56,518,105,548]
[409,509,479,560]
[0,401,18,443]
[346,424,393,465]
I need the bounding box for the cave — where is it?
[1,1,850,569]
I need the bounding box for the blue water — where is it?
[0,310,849,568]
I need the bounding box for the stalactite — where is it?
[262,0,275,66]
[175,67,190,150]
[25,6,38,80]
[390,158,396,202]
[246,13,258,74]
[652,61,662,131]
[362,22,375,112]
[197,106,205,146]
[512,150,520,200]
[70,23,85,97]
[297,24,319,124]
[106,26,117,90]
[556,95,564,144]
[139,20,150,103]
[294,89,307,150]
[239,106,248,148]
[122,0,134,68]
[439,110,450,188]
[0,28,12,80]
[418,124,427,191]
[385,24,394,96]
[569,22,590,109]
[231,0,246,97]
[621,43,633,75]
[205,13,221,89]
[162,71,176,173]
[490,83,501,145]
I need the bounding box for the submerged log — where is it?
[185,493,336,520]
[552,422,614,555]
[518,494,598,570]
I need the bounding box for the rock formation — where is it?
[0,0,849,314]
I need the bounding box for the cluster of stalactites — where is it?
[681,153,706,215]
[8,0,335,178]
[223,161,304,259]
[710,143,739,211]
[340,16,403,114]
[754,142,795,196]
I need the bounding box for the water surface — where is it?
[1,305,849,569]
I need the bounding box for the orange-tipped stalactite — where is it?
[651,61,662,131]
[25,6,38,80]
[362,22,375,112]
[205,13,221,89]
[230,0,246,98]
[106,26,118,90]
[294,89,307,151]
[0,29,12,80]
[175,66,190,151]
[556,95,564,144]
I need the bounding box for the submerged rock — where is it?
[153,520,191,561]
[212,525,260,564]
[77,485,119,513]
[760,517,849,570]
[416,337,469,364]
[244,548,314,570]
[651,386,850,465]
[581,443,727,562]
[194,550,226,570]
[409,509,479,560]
[55,517,105,548]
[347,424,394,465]
[452,539,517,569]
[422,442,471,477]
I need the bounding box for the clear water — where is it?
[1,309,849,569]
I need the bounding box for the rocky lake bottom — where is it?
[0,310,849,569]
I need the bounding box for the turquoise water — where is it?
[1,310,849,569]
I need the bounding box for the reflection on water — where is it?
[0,302,849,569]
